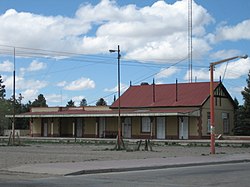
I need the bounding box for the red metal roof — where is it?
[111,82,220,108]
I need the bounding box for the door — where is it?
[76,118,83,137]
[157,117,165,139]
[99,118,106,138]
[123,117,131,138]
[179,117,188,139]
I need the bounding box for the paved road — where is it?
[1,162,250,187]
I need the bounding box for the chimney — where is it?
[152,79,156,103]
[141,82,149,85]
[176,79,178,102]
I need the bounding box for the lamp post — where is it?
[109,45,122,149]
[12,47,16,145]
[210,54,248,154]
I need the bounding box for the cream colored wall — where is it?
[202,96,234,136]
[166,117,178,136]
[132,117,140,136]
[84,118,96,134]
[32,118,41,135]
[189,117,199,136]
[106,118,117,131]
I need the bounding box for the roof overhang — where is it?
[6,108,200,118]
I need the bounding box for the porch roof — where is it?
[9,108,200,118]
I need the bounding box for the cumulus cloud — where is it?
[57,81,67,87]
[4,74,47,91]
[104,83,128,93]
[0,60,13,72]
[211,20,250,43]
[155,66,180,79]
[46,94,66,103]
[72,95,86,106]
[21,89,39,103]
[184,58,250,81]
[26,60,47,71]
[0,0,214,61]
[210,50,241,60]
[0,9,90,52]
[61,77,95,91]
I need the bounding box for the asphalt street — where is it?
[1,162,250,187]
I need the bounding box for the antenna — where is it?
[188,0,193,82]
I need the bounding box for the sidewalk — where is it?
[6,153,250,176]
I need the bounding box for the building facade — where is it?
[13,82,236,139]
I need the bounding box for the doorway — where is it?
[157,117,165,139]
[123,117,132,138]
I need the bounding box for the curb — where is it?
[65,159,250,176]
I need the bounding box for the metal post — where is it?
[12,47,16,145]
[117,45,121,149]
[109,45,122,149]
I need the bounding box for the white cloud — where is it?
[104,83,128,93]
[57,81,67,87]
[64,77,95,91]
[46,94,65,103]
[184,58,250,81]
[212,19,250,42]
[0,60,13,72]
[0,0,214,61]
[217,58,250,79]
[21,89,38,103]
[210,50,241,60]
[71,95,86,106]
[26,60,47,71]
[155,67,180,79]
[0,9,90,52]
[4,75,47,91]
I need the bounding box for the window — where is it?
[207,112,211,133]
[141,117,151,133]
[222,113,229,134]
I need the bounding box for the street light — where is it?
[11,47,16,145]
[109,45,122,149]
[210,54,248,154]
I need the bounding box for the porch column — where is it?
[51,122,54,137]
[150,117,154,139]
[30,118,33,137]
[95,118,98,138]
[72,121,75,137]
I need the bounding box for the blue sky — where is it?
[0,0,249,106]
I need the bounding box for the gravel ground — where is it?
[1,142,250,170]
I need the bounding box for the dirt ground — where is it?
[1,142,250,170]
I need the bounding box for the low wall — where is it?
[4,130,30,136]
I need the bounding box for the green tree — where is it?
[0,75,6,99]
[0,99,12,135]
[31,94,48,107]
[96,98,107,106]
[242,70,250,118]
[66,99,75,107]
[234,98,245,127]
[80,98,87,106]
[234,70,250,135]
